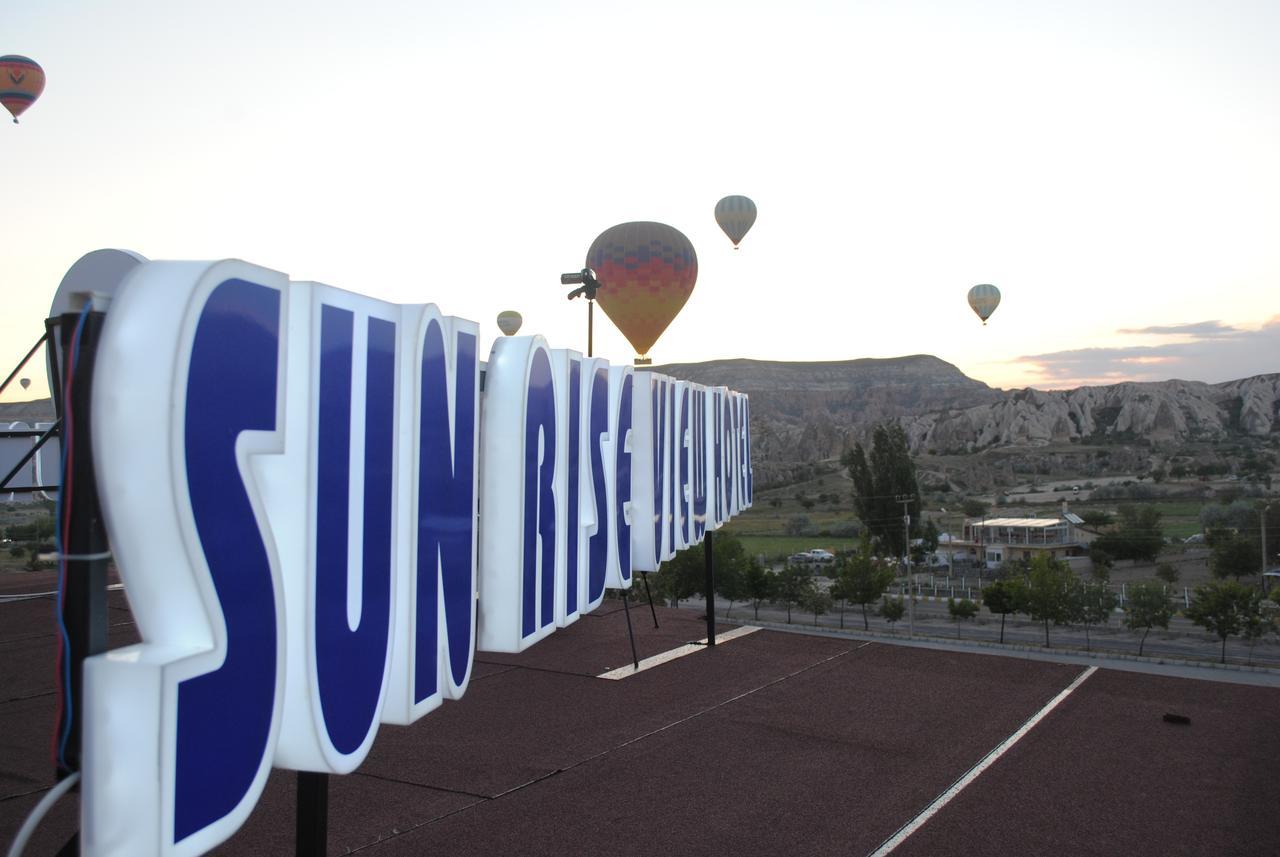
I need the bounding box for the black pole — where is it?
[621,586,639,669]
[641,572,659,629]
[55,310,109,779]
[46,317,65,423]
[296,772,329,856]
[0,331,47,395]
[704,531,716,646]
[0,420,61,492]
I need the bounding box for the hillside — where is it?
[654,355,1002,484]
[656,358,1280,488]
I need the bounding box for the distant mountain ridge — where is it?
[654,356,1280,485]
[7,356,1277,490]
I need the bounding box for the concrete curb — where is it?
[736,616,1280,679]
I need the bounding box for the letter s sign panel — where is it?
[85,261,289,856]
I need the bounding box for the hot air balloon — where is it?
[714,195,756,249]
[496,310,523,336]
[586,221,697,364]
[0,56,45,124]
[19,377,30,390]
[967,284,1001,325]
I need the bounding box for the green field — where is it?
[734,473,1218,555]
[725,531,858,563]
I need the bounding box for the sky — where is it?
[2,0,1277,401]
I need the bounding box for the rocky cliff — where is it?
[654,355,1003,484]
[655,357,1280,486]
[903,375,1280,453]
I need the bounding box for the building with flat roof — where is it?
[947,505,1093,570]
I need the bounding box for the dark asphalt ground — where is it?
[3,575,1279,856]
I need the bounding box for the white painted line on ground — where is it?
[868,665,1098,857]
[597,625,760,680]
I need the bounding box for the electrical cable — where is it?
[4,772,80,857]
[52,304,91,771]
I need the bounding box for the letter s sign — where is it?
[85,261,289,856]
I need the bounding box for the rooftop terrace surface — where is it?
[3,578,1279,856]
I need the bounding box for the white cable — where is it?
[6,771,80,857]
[0,582,123,604]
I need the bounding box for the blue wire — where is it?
[55,303,92,770]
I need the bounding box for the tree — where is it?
[1241,599,1278,666]
[1080,509,1114,528]
[800,586,833,626]
[828,574,851,629]
[911,519,940,566]
[743,559,775,620]
[1023,554,1077,647]
[1201,499,1261,536]
[879,595,905,630]
[1155,563,1180,586]
[1186,580,1258,664]
[1240,450,1275,489]
[1087,545,1115,580]
[982,577,1025,644]
[716,559,745,619]
[962,499,988,518]
[1090,504,1164,563]
[1073,580,1118,652]
[655,545,705,607]
[947,597,978,638]
[837,536,896,630]
[1211,532,1260,580]
[784,514,812,536]
[1123,582,1172,657]
[843,423,920,557]
[774,564,811,624]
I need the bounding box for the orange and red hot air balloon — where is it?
[0,55,45,124]
[586,222,698,365]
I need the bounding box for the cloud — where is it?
[1115,320,1241,338]
[1013,317,1280,388]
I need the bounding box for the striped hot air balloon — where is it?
[0,55,45,124]
[586,221,698,363]
[714,195,757,249]
[967,284,1001,325]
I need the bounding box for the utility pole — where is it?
[1263,504,1272,593]
[897,495,913,637]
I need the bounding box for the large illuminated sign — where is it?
[79,258,751,856]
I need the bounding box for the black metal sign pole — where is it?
[641,572,659,629]
[296,771,329,856]
[55,310,110,780]
[704,531,716,646]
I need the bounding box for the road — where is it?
[667,590,1280,670]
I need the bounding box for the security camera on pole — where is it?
[562,267,601,356]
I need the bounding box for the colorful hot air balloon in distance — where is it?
[19,377,30,390]
[714,195,757,249]
[496,310,523,336]
[586,221,698,364]
[967,284,1001,325]
[0,56,45,124]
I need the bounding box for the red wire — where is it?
[50,334,78,769]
